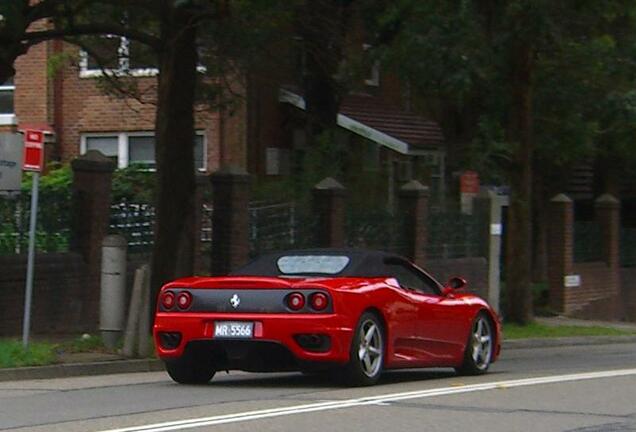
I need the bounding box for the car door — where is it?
[386,261,467,364]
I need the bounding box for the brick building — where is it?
[1,32,241,173]
[1,24,447,201]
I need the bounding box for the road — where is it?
[1,342,635,432]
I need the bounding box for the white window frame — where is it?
[363,44,380,87]
[80,131,207,171]
[195,132,207,172]
[79,35,159,78]
[0,79,17,125]
[79,36,206,78]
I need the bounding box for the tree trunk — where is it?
[504,43,534,324]
[150,4,198,303]
[532,163,548,284]
[298,0,351,154]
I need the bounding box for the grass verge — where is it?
[0,334,156,369]
[504,322,636,339]
[0,340,57,368]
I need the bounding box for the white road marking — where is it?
[98,368,636,432]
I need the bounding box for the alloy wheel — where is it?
[357,319,383,377]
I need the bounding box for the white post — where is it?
[137,265,152,358]
[100,235,128,349]
[22,172,39,348]
[123,265,146,357]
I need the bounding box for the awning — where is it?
[279,89,444,157]
[18,123,55,135]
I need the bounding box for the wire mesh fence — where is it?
[425,210,483,259]
[345,207,405,254]
[248,201,318,257]
[1,193,491,263]
[109,201,155,253]
[573,221,603,263]
[621,226,636,267]
[0,192,71,254]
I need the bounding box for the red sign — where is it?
[460,171,480,194]
[23,129,44,172]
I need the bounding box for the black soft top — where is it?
[232,248,410,278]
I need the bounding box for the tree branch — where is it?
[23,24,160,49]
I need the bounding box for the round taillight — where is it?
[176,292,192,310]
[310,292,329,311]
[287,292,305,311]
[161,291,175,310]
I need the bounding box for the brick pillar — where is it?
[312,177,346,248]
[547,194,573,313]
[595,194,621,317]
[398,180,429,265]
[70,150,115,266]
[192,174,208,274]
[210,166,250,275]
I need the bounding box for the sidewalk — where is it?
[536,316,636,332]
[1,317,635,382]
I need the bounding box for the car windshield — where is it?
[276,255,350,275]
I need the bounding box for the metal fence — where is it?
[621,227,636,267]
[1,194,489,261]
[425,210,483,259]
[573,221,603,263]
[345,208,405,254]
[0,192,71,254]
[109,201,155,252]
[109,200,318,257]
[248,201,319,257]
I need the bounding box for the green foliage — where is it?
[47,51,78,79]
[21,162,72,198]
[112,165,156,204]
[503,322,636,340]
[380,0,636,185]
[0,340,57,368]
[60,334,107,353]
[0,163,156,255]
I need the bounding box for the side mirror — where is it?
[446,276,467,290]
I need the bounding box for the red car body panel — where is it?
[153,274,502,370]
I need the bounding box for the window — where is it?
[0,77,15,124]
[129,135,155,167]
[277,255,350,275]
[81,132,206,170]
[85,135,118,157]
[363,44,380,87]
[79,36,158,78]
[386,262,440,295]
[266,147,290,175]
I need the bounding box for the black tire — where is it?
[164,349,216,384]
[340,312,385,386]
[455,312,494,376]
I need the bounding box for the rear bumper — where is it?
[153,312,354,368]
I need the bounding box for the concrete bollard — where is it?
[100,235,127,349]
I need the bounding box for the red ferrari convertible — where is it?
[153,249,501,386]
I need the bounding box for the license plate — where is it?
[214,321,254,339]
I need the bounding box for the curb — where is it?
[0,358,164,382]
[503,335,636,350]
[1,336,635,382]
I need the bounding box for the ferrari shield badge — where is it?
[229,294,241,309]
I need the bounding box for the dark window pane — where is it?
[85,136,118,165]
[85,36,121,70]
[129,40,157,70]
[194,135,205,170]
[0,90,14,114]
[129,135,155,167]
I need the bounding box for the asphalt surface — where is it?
[1,341,635,432]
